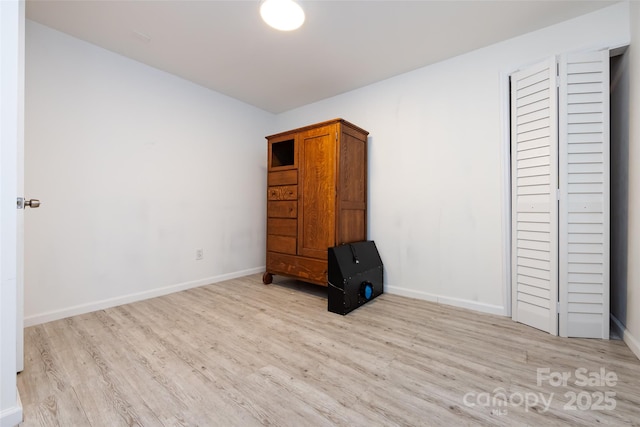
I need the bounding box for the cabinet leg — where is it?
[262,272,273,285]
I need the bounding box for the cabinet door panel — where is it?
[299,125,336,259]
[337,128,367,244]
[339,132,366,203]
[338,210,366,244]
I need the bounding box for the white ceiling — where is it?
[26,0,617,113]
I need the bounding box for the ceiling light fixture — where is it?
[260,0,305,31]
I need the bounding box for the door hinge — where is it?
[556,188,561,200]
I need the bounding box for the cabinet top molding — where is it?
[266,118,369,140]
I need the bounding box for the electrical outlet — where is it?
[196,248,203,260]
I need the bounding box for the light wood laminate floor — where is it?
[18,274,640,426]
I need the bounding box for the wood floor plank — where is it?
[17,273,640,426]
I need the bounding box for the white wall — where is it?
[275,2,631,315]
[24,20,273,325]
[621,0,640,358]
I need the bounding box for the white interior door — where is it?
[511,57,559,335]
[558,50,610,339]
[1,0,24,424]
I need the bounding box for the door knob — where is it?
[17,197,41,209]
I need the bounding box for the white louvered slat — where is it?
[558,50,610,339]
[511,57,559,335]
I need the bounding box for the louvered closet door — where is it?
[511,57,559,335]
[558,50,610,339]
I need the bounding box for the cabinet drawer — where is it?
[267,201,297,218]
[267,218,297,236]
[267,235,296,254]
[268,185,297,201]
[268,170,297,186]
[266,252,327,285]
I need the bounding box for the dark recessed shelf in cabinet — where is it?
[270,139,295,168]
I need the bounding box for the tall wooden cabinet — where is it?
[263,119,369,286]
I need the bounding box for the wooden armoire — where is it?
[262,119,369,286]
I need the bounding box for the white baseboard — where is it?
[385,285,506,316]
[23,267,265,327]
[0,391,22,427]
[611,314,640,361]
